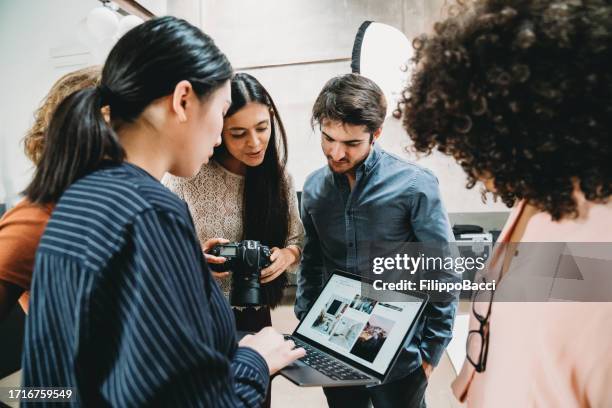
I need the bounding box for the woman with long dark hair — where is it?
[164,73,303,407]
[21,17,302,407]
[164,72,303,322]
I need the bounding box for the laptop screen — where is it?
[296,273,425,375]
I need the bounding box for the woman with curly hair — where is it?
[0,66,100,321]
[401,0,612,406]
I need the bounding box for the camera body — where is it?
[209,240,272,306]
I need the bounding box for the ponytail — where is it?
[24,16,231,204]
[24,86,124,204]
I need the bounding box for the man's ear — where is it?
[171,80,193,123]
[372,127,383,143]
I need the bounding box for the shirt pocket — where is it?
[353,202,410,242]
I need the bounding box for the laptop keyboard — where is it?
[286,336,372,381]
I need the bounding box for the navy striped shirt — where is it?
[22,162,269,407]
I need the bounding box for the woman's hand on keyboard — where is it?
[239,327,306,375]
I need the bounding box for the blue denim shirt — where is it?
[295,145,458,377]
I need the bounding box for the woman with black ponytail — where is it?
[22,16,303,407]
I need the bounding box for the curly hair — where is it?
[401,0,612,220]
[23,66,101,165]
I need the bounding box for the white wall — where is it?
[200,0,406,69]
[0,0,100,205]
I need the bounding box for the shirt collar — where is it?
[121,161,158,181]
[362,143,382,174]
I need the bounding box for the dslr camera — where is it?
[209,240,272,306]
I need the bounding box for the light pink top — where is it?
[452,196,612,407]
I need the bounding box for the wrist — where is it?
[285,245,301,264]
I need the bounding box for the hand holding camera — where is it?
[202,237,231,279]
[260,246,300,284]
[208,240,272,306]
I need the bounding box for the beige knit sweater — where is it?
[162,159,304,297]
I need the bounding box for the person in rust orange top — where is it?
[0,66,100,321]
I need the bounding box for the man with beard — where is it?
[295,73,457,408]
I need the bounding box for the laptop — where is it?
[280,270,428,387]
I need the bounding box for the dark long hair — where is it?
[25,16,232,204]
[215,73,290,308]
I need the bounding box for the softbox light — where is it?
[351,21,413,119]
